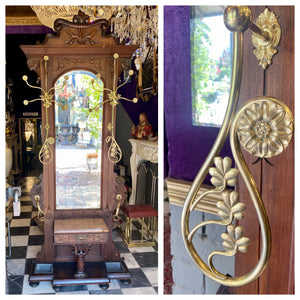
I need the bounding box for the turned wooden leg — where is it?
[73,244,91,278]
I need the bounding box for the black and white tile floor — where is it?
[6,176,158,295]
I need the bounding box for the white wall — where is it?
[169,203,234,294]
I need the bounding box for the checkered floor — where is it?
[6,176,158,295]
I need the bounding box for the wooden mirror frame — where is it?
[21,11,138,264]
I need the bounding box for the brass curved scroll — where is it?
[23,56,68,165]
[181,6,294,287]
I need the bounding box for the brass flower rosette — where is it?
[181,6,294,287]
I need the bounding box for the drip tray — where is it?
[35,263,53,274]
[29,262,54,283]
[106,259,131,281]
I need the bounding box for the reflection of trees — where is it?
[77,74,103,142]
[55,72,103,147]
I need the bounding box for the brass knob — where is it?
[224,6,252,33]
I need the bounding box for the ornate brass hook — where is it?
[90,53,138,164]
[251,8,281,70]
[23,56,68,164]
[181,6,293,287]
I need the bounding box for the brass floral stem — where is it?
[208,249,237,279]
[188,217,232,243]
[181,28,244,286]
[190,180,226,212]
[23,56,64,164]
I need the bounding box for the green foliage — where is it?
[191,17,231,122]
[78,75,103,140]
[55,72,104,141]
[191,18,216,113]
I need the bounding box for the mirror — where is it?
[191,6,232,127]
[55,70,103,209]
[19,118,43,176]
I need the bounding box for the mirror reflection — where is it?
[55,71,103,209]
[191,6,232,127]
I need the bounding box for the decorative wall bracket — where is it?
[251,8,281,70]
[182,6,293,287]
[224,6,281,70]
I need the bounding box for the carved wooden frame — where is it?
[21,11,138,264]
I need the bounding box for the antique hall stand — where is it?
[21,11,138,291]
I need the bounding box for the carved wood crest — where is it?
[52,10,119,46]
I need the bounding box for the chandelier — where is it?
[110,6,158,61]
[31,5,157,61]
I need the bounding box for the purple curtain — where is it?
[6,25,54,34]
[118,79,158,135]
[164,6,232,182]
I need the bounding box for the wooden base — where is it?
[29,259,131,291]
[52,262,109,289]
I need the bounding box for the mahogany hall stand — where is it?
[22,11,137,291]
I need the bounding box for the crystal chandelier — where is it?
[31,5,157,61]
[31,6,114,27]
[110,6,158,61]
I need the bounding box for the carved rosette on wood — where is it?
[236,98,293,158]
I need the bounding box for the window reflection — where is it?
[191,6,232,127]
[55,71,103,209]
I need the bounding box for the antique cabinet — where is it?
[21,11,137,290]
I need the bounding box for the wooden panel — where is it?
[54,218,109,244]
[232,6,294,294]
[259,6,294,294]
[231,6,265,294]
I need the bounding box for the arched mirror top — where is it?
[53,68,107,90]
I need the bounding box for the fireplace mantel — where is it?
[129,139,158,204]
